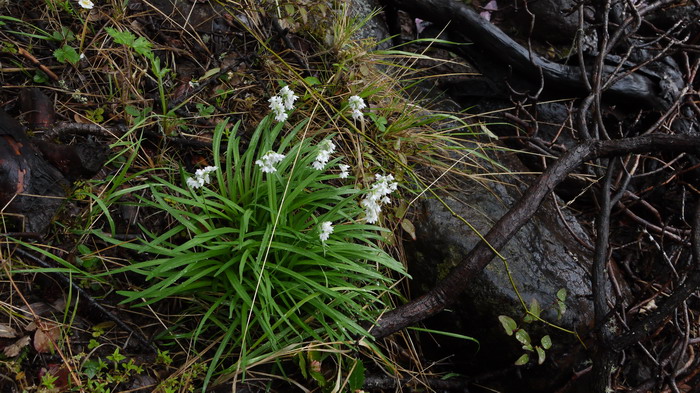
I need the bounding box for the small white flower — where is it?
[348,95,366,111]
[319,221,334,242]
[311,139,336,171]
[78,0,94,9]
[187,166,217,189]
[187,177,203,189]
[338,164,350,179]
[269,95,287,122]
[361,199,382,224]
[348,95,366,120]
[278,85,298,110]
[194,166,217,184]
[79,53,86,60]
[274,110,288,123]
[318,139,336,155]
[256,151,286,173]
[361,173,398,224]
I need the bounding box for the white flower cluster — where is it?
[78,0,94,9]
[256,151,286,173]
[312,139,336,170]
[269,85,298,122]
[348,95,366,121]
[186,166,217,189]
[338,164,350,179]
[361,174,398,224]
[319,221,334,242]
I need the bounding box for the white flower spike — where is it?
[268,85,298,122]
[187,166,218,189]
[278,85,298,111]
[338,164,350,179]
[361,173,398,224]
[78,0,94,9]
[312,139,336,171]
[319,221,334,242]
[268,96,287,122]
[256,151,286,173]
[348,95,366,120]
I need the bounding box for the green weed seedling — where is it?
[106,27,172,115]
[499,313,552,366]
[498,295,564,366]
[54,44,80,65]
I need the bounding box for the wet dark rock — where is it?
[351,0,392,50]
[405,151,597,389]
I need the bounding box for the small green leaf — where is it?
[106,27,135,46]
[515,329,531,345]
[296,353,307,379]
[401,218,416,240]
[200,67,220,81]
[541,335,552,349]
[125,105,141,117]
[107,347,126,363]
[85,107,104,123]
[54,45,80,65]
[557,288,567,302]
[304,76,321,86]
[514,353,529,366]
[284,3,295,16]
[536,346,546,364]
[498,315,517,336]
[132,36,153,57]
[33,70,49,84]
[83,360,101,379]
[196,103,215,117]
[87,339,99,350]
[523,298,541,323]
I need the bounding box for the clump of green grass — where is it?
[93,113,408,386]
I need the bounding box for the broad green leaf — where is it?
[53,45,79,65]
[536,346,546,364]
[105,27,135,46]
[132,36,153,57]
[498,315,517,336]
[524,298,541,323]
[514,354,529,366]
[557,288,567,301]
[401,218,416,240]
[541,335,552,349]
[515,329,531,345]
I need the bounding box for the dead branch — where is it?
[371,134,700,339]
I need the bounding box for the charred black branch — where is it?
[14,248,156,352]
[371,134,700,339]
[383,0,678,110]
[610,201,700,352]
